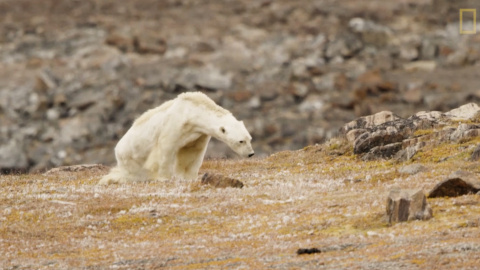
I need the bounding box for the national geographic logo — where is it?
[459,9,477,34]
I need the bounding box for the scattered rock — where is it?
[428,170,480,198]
[394,142,424,162]
[43,164,110,176]
[386,188,433,224]
[297,248,321,255]
[470,144,480,161]
[0,139,28,171]
[403,61,437,72]
[133,34,167,55]
[398,164,427,175]
[201,173,244,188]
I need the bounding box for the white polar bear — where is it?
[99,92,254,184]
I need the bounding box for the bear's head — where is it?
[217,116,254,158]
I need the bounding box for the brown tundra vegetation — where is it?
[1,128,480,269]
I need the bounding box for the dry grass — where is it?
[1,137,480,269]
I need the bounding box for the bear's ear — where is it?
[220,127,226,134]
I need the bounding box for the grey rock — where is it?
[354,129,404,154]
[312,73,338,92]
[394,142,425,162]
[345,129,367,144]
[470,144,480,161]
[325,33,363,59]
[420,39,438,60]
[0,139,28,170]
[177,66,232,90]
[348,17,392,47]
[428,170,480,198]
[386,188,433,224]
[399,45,419,61]
[298,94,324,113]
[414,110,445,121]
[398,164,427,175]
[449,124,480,141]
[445,103,480,121]
[341,111,402,134]
[362,142,402,160]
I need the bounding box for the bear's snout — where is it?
[248,153,254,158]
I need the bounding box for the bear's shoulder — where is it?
[178,92,230,116]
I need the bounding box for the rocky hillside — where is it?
[1,0,480,172]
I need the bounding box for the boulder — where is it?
[201,173,244,188]
[428,171,480,198]
[445,103,480,121]
[386,188,433,224]
[341,111,401,134]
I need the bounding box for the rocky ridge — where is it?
[1,0,480,172]
[341,103,480,162]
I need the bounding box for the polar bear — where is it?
[99,92,254,184]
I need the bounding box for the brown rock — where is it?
[133,35,167,55]
[105,33,133,52]
[403,88,423,104]
[229,90,252,102]
[428,171,480,198]
[386,188,433,224]
[201,173,244,188]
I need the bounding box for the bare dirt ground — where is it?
[1,134,480,269]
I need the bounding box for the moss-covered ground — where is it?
[1,134,480,269]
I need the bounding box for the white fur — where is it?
[99,92,254,184]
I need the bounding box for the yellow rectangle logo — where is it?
[460,9,477,34]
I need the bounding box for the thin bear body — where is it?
[99,92,254,184]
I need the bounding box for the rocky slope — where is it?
[1,0,480,172]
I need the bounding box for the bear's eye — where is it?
[239,140,245,144]
[220,127,226,134]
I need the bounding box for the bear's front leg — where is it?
[175,134,210,180]
[144,144,176,181]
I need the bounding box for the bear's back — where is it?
[133,99,175,127]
